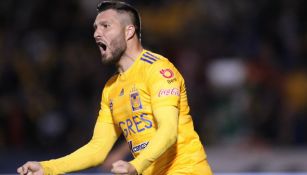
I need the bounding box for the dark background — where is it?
[1,0,307,173]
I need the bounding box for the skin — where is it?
[94,9,143,73]
[17,9,142,175]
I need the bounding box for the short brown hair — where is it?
[97,1,141,39]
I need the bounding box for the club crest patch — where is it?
[130,88,142,112]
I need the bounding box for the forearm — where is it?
[40,122,119,174]
[40,140,111,174]
[130,106,178,173]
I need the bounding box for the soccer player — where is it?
[17,1,212,175]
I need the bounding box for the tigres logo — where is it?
[130,87,142,112]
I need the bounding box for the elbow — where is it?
[87,140,110,166]
[168,125,178,145]
[158,123,178,147]
[92,157,104,167]
[169,134,177,146]
[91,147,109,167]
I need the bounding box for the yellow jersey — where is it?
[99,49,211,174]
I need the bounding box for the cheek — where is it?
[111,32,126,47]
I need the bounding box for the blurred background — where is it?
[1,0,307,173]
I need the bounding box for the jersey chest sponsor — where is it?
[128,140,149,153]
[118,113,153,137]
[158,88,180,97]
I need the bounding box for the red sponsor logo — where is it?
[158,88,180,97]
[160,69,174,79]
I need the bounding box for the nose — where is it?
[94,27,101,40]
[94,29,99,40]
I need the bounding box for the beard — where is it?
[101,36,126,65]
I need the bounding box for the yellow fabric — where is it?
[130,106,178,173]
[101,49,211,174]
[40,121,121,174]
[40,49,211,175]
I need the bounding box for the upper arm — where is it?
[97,86,114,124]
[95,86,122,140]
[147,60,182,110]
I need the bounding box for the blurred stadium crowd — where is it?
[0,0,307,172]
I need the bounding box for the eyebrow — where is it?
[93,20,108,29]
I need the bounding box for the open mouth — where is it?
[97,42,107,51]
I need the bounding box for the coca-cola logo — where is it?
[159,69,174,79]
[158,88,180,97]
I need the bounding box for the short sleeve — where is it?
[147,60,181,110]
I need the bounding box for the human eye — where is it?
[104,24,111,28]
[99,21,110,29]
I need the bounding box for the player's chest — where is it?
[108,82,152,121]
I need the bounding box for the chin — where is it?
[101,56,115,65]
[100,51,122,65]
[101,58,110,64]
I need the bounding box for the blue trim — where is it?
[145,52,158,59]
[143,54,157,62]
[140,57,153,64]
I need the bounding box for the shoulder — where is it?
[105,74,118,87]
[141,50,183,83]
[140,50,175,71]
[102,73,119,95]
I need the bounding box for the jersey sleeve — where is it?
[40,114,121,174]
[129,106,178,174]
[147,60,182,110]
[97,84,114,124]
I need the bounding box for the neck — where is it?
[117,39,143,73]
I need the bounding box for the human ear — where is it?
[125,25,135,40]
